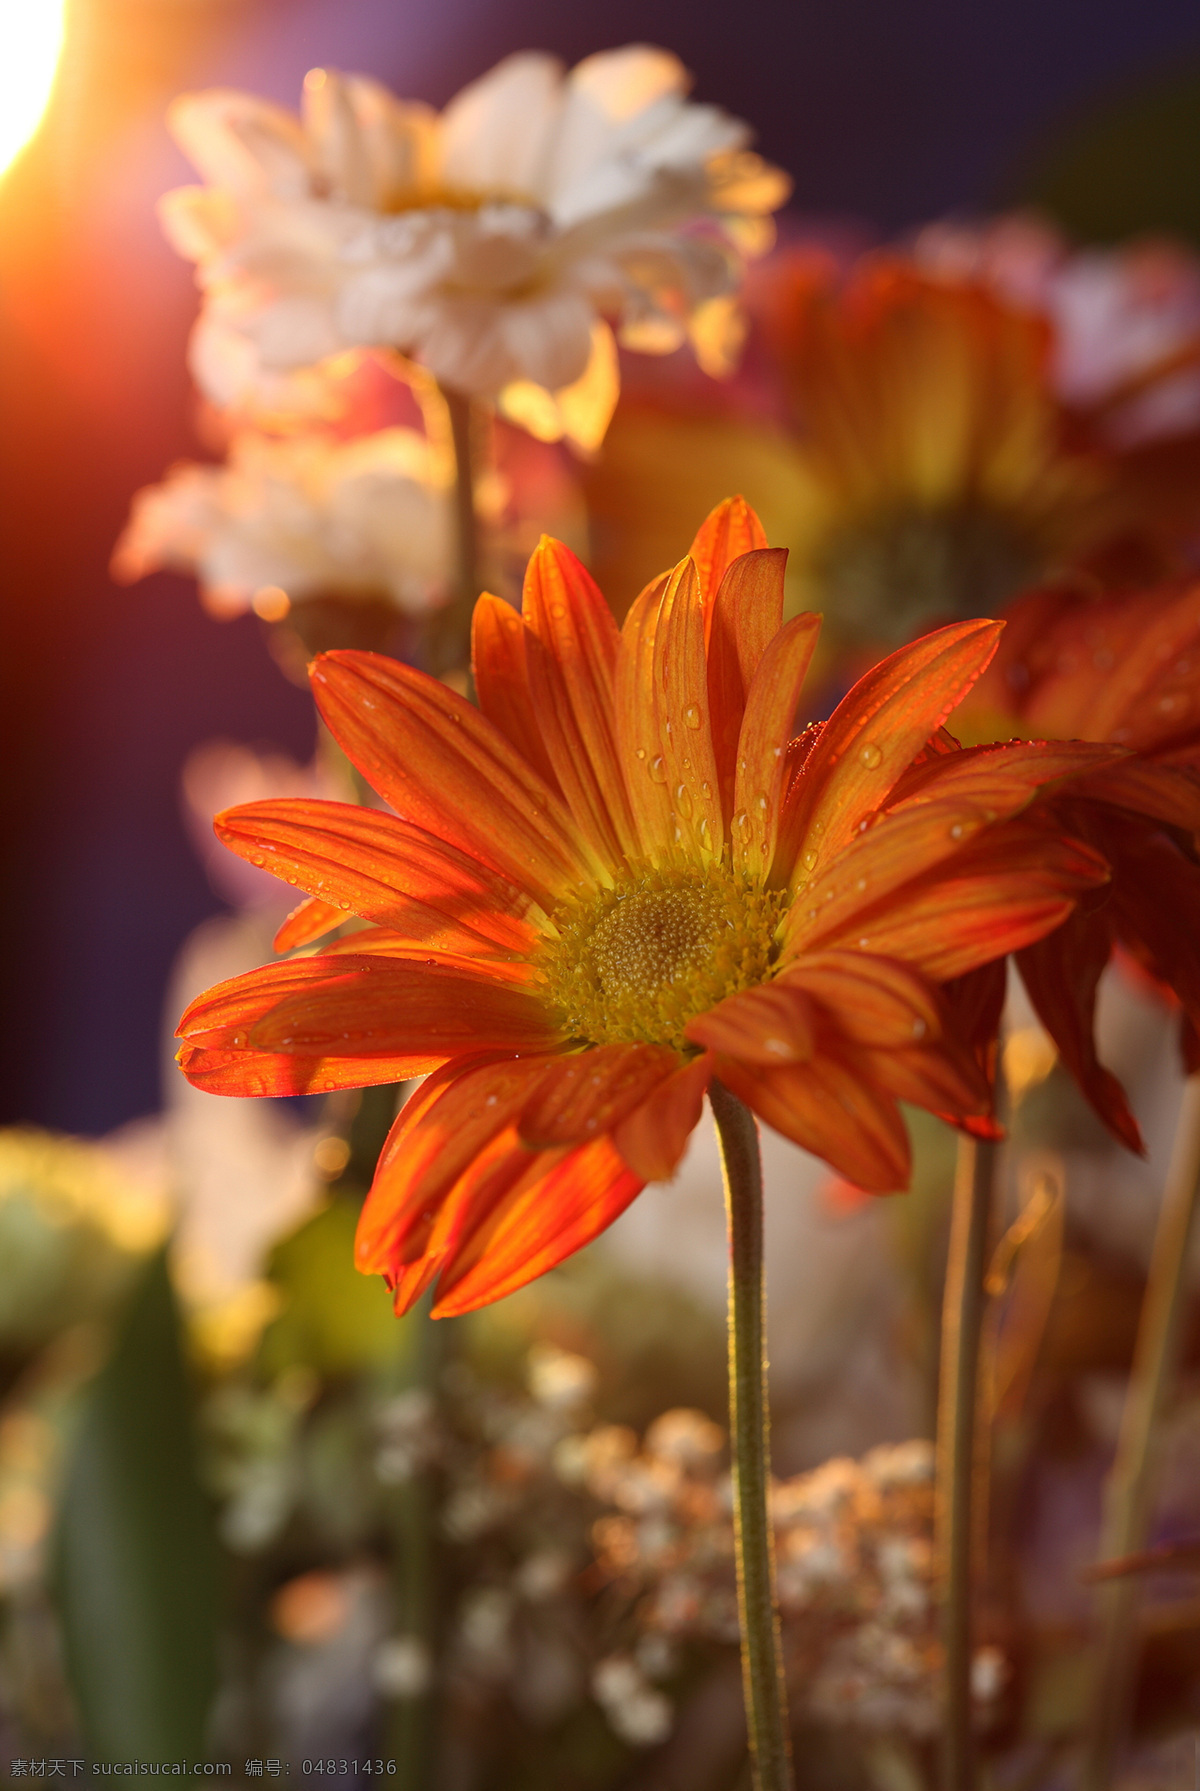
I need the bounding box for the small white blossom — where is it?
[160,48,788,435]
[113,426,450,617]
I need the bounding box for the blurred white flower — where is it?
[913,214,1200,446]
[112,426,451,617]
[159,48,788,441]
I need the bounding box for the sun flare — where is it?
[0,0,67,178]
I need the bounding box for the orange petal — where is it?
[816,826,1109,981]
[778,951,944,1048]
[857,1039,991,1125]
[217,799,541,956]
[521,537,638,865]
[717,1056,910,1192]
[706,550,790,814]
[274,895,343,953]
[517,1042,681,1147]
[1072,759,1200,833]
[356,1054,556,1274]
[1016,910,1143,1154]
[887,739,1127,813]
[612,1051,714,1181]
[314,928,540,980]
[177,955,560,1061]
[176,1042,429,1098]
[779,619,1003,883]
[732,613,822,880]
[430,1135,643,1315]
[471,591,561,791]
[686,982,818,1066]
[616,575,675,857]
[687,495,769,614]
[783,798,1019,961]
[310,650,593,905]
[651,556,723,863]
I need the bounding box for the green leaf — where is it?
[52,1248,218,1759]
[259,1195,409,1378]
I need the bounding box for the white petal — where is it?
[439,52,564,198]
[168,89,311,199]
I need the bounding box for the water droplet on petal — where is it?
[858,741,883,769]
[733,811,750,835]
[698,818,711,847]
[949,822,965,840]
[754,792,769,815]
[251,856,264,867]
[551,603,567,620]
[701,781,713,798]
[855,876,867,892]
[911,1017,927,1040]
[674,784,694,819]
[635,747,647,761]
[649,755,668,783]
[684,703,702,729]
[802,848,819,871]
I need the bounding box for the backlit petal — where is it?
[612,1051,713,1180]
[816,826,1109,981]
[717,1056,910,1192]
[615,575,675,856]
[356,1053,557,1274]
[778,952,944,1048]
[650,556,723,862]
[310,649,592,904]
[732,613,822,880]
[517,1042,681,1147]
[274,895,343,953]
[779,619,1003,884]
[471,590,561,790]
[686,982,817,1065]
[177,955,561,1063]
[431,1136,642,1314]
[217,799,542,954]
[520,536,639,864]
[1016,910,1143,1153]
[687,495,768,614]
[176,1042,428,1097]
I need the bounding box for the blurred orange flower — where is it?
[757,255,1200,645]
[960,580,1200,1150]
[176,501,1119,1315]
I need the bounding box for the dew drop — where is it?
[911,1017,927,1040]
[858,741,883,769]
[949,822,965,840]
[802,848,819,871]
[635,747,647,761]
[231,1031,247,1047]
[733,810,750,835]
[698,818,712,847]
[485,1094,498,1106]
[251,855,264,867]
[701,780,713,798]
[763,1038,791,1058]
[754,792,769,815]
[551,603,567,620]
[683,703,702,729]
[811,819,825,836]
[674,784,694,819]
[340,900,351,910]
[649,755,668,783]
[855,876,868,892]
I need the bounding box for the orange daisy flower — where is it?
[177,500,1120,1315]
[962,580,1200,1150]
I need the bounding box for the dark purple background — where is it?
[3,0,1200,1134]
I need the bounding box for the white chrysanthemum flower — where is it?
[112,427,451,617]
[913,214,1200,446]
[159,47,789,438]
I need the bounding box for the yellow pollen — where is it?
[539,865,788,1050]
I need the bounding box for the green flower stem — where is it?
[1081,1073,1200,1791]
[709,1080,794,1791]
[429,383,480,680]
[936,1132,998,1791]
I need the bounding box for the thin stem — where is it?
[1080,1073,1200,1791]
[709,1080,794,1791]
[428,383,479,680]
[936,1133,999,1791]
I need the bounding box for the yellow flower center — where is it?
[539,865,787,1051]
